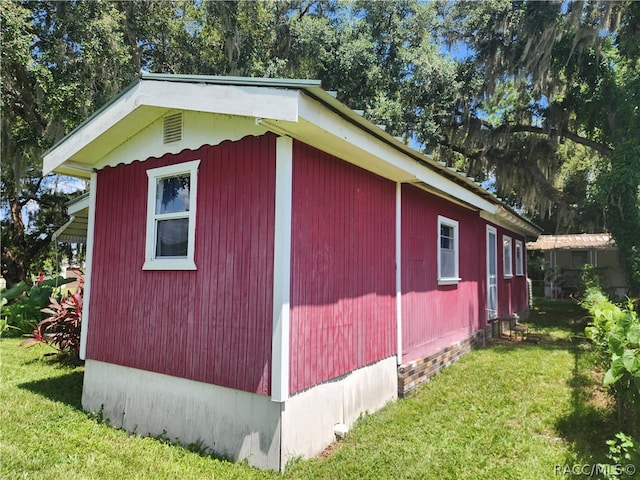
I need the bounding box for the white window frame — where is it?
[438,215,460,285]
[503,235,513,278]
[143,160,200,271]
[515,239,524,276]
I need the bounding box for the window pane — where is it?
[503,238,512,276]
[156,175,190,214]
[515,243,523,274]
[441,249,456,278]
[156,218,189,257]
[440,225,453,249]
[489,234,497,269]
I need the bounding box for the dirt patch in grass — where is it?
[318,439,343,459]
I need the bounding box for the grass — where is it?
[0,299,618,479]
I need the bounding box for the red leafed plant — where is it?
[20,285,83,359]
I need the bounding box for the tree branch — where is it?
[491,123,614,158]
[437,136,567,207]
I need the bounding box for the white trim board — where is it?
[271,137,293,402]
[79,172,98,360]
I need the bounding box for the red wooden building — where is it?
[44,74,541,470]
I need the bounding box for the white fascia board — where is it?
[296,95,497,213]
[480,210,540,238]
[43,83,144,176]
[68,195,90,215]
[138,81,299,122]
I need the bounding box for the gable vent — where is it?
[163,113,183,144]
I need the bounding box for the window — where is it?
[503,235,513,278]
[143,160,200,270]
[438,216,460,284]
[571,250,589,269]
[515,240,524,276]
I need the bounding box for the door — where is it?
[486,225,498,320]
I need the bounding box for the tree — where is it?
[435,0,640,294]
[1,1,136,287]
[11,0,634,294]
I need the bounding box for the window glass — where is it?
[571,250,589,269]
[156,218,189,257]
[438,216,459,284]
[440,225,456,278]
[515,240,524,276]
[155,176,190,214]
[503,235,513,277]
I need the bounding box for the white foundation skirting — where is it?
[82,356,398,470]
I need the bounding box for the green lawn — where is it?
[0,300,617,479]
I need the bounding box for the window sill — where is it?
[143,259,197,271]
[504,274,513,280]
[438,277,461,286]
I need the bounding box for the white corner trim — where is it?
[79,172,98,360]
[271,136,293,402]
[395,183,403,365]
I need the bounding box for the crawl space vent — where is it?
[163,113,183,144]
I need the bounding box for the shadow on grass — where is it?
[531,299,617,465]
[17,368,235,463]
[18,370,84,410]
[491,299,617,464]
[555,347,617,465]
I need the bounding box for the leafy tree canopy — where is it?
[2,0,639,293]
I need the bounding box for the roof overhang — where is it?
[52,193,90,243]
[43,73,541,237]
[527,234,616,251]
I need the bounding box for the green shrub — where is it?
[1,277,74,336]
[20,285,83,360]
[583,287,640,433]
[601,432,640,479]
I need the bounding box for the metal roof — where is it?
[53,213,88,243]
[526,233,616,251]
[43,72,542,237]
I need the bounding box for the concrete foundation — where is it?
[82,355,398,470]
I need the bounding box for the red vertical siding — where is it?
[489,223,529,317]
[401,185,483,362]
[88,134,276,395]
[289,141,396,394]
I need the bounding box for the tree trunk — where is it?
[2,198,28,288]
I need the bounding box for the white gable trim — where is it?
[138,81,299,122]
[43,81,299,176]
[43,83,143,176]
